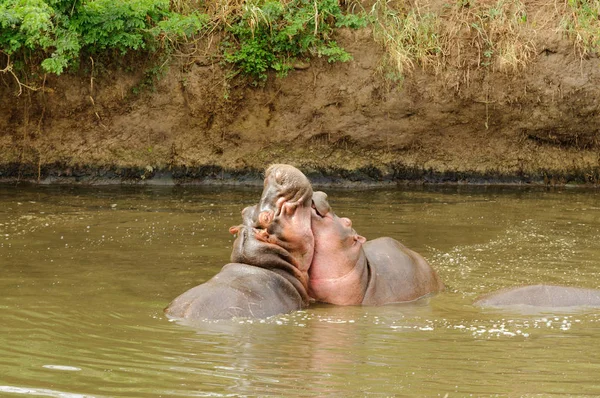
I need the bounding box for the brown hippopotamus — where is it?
[474,284,600,308]
[308,191,444,306]
[165,164,314,320]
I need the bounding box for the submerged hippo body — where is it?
[308,191,444,306]
[165,164,314,320]
[475,285,600,308]
[361,237,444,305]
[165,263,305,320]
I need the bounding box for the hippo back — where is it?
[165,263,306,320]
[475,285,600,308]
[362,237,444,305]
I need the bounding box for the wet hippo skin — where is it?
[474,284,600,308]
[361,237,445,305]
[164,263,305,319]
[308,191,444,306]
[165,164,314,320]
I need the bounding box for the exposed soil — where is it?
[1,3,600,186]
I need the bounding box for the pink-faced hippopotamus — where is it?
[308,191,444,306]
[474,284,600,308]
[165,164,314,320]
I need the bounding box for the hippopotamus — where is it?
[308,191,444,306]
[474,285,600,308]
[165,164,314,320]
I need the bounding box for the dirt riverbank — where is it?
[1,2,600,186]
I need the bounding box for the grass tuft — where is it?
[371,0,442,81]
[560,0,600,58]
[371,0,536,84]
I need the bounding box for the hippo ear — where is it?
[354,234,367,244]
[229,226,240,235]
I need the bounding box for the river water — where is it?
[1,184,599,397]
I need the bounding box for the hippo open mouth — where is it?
[230,164,315,284]
[166,163,443,320]
[165,165,317,321]
[258,164,313,218]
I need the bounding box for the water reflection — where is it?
[1,185,599,396]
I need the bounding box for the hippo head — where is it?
[229,164,315,293]
[308,191,367,303]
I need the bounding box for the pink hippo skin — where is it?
[165,164,315,320]
[308,191,444,306]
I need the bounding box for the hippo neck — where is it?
[229,226,310,306]
[254,258,310,307]
[270,267,310,306]
[308,249,369,305]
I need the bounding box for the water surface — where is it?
[1,184,599,396]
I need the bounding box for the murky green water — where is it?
[1,184,600,397]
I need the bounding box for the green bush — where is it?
[0,0,208,75]
[0,0,366,89]
[223,0,367,81]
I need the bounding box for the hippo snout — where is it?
[260,164,313,212]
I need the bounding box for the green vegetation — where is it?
[2,0,599,92]
[561,0,600,57]
[0,0,207,75]
[0,0,366,92]
[222,0,366,81]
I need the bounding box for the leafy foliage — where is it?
[223,0,367,81]
[0,0,365,89]
[0,0,208,75]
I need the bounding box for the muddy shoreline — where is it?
[2,20,600,186]
[2,162,598,188]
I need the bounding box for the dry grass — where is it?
[176,0,538,80]
[370,0,537,84]
[371,0,443,80]
[174,0,598,84]
[207,0,245,26]
[446,0,537,73]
